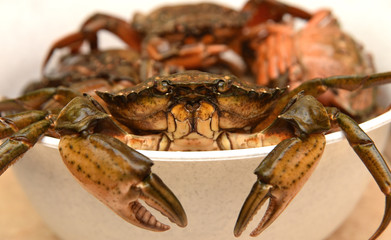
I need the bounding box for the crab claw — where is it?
[59,133,187,231]
[134,172,188,230]
[234,134,325,237]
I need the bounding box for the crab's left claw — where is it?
[59,133,187,231]
[135,172,188,230]
[234,178,279,237]
[234,134,325,237]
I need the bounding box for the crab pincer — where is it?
[234,92,391,239]
[234,133,325,237]
[234,95,330,237]
[55,96,187,231]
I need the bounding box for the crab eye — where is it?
[217,79,230,92]
[156,80,170,93]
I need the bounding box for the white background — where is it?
[0,0,391,97]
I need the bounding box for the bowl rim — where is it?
[39,109,391,162]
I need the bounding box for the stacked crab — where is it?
[0,1,391,240]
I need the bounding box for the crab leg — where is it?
[254,71,391,131]
[289,71,391,97]
[59,133,187,231]
[42,32,85,69]
[242,0,312,27]
[327,107,391,240]
[0,118,51,175]
[234,133,325,237]
[0,88,57,112]
[0,88,82,175]
[80,13,141,51]
[0,110,48,138]
[0,87,81,112]
[44,13,141,69]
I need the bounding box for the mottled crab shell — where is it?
[45,49,141,85]
[132,3,248,35]
[96,71,285,133]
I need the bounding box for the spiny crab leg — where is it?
[55,96,187,231]
[234,133,325,237]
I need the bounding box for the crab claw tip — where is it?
[369,195,391,240]
[139,173,188,229]
[234,181,272,237]
[234,180,293,237]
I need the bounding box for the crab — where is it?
[242,8,377,120]
[22,49,142,107]
[0,0,390,239]
[42,0,377,121]
[43,0,311,78]
[1,56,391,239]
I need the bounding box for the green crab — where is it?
[1,65,391,239]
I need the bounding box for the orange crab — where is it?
[43,0,377,121]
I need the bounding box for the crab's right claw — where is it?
[234,134,325,237]
[59,134,187,231]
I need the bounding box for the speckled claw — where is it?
[113,171,188,231]
[234,134,325,237]
[59,133,187,231]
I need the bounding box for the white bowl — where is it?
[11,109,391,240]
[1,1,391,240]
